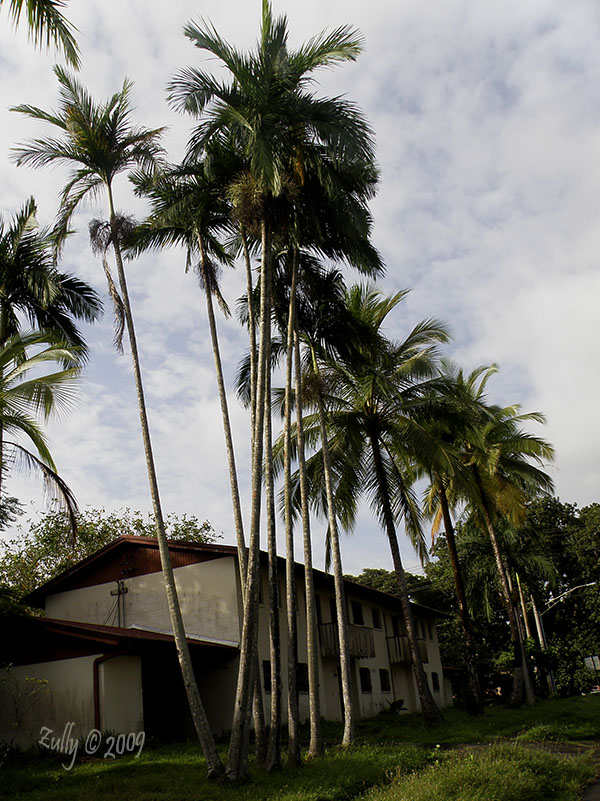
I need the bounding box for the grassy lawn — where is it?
[2,695,599,801]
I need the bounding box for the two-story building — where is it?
[0,536,450,745]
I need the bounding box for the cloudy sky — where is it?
[0,0,598,576]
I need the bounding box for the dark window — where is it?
[329,598,337,625]
[316,595,322,625]
[391,615,400,636]
[297,662,309,693]
[262,660,271,693]
[372,608,381,629]
[379,668,391,693]
[351,601,364,626]
[431,671,440,693]
[359,667,372,693]
[428,622,434,641]
[258,578,264,605]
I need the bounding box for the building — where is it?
[0,536,450,745]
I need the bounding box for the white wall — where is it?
[0,655,97,747]
[45,556,240,645]
[100,655,143,733]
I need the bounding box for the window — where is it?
[428,622,434,641]
[351,601,364,626]
[431,671,440,693]
[315,595,322,625]
[258,577,264,605]
[379,668,391,693]
[359,667,372,693]
[372,608,381,629]
[297,662,309,693]
[262,660,271,693]
[391,615,401,637]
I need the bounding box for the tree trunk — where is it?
[263,339,281,771]
[283,258,300,767]
[437,480,483,715]
[226,214,271,780]
[196,232,266,763]
[371,435,443,726]
[107,188,223,778]
[295,327,322,757]
[473,471,529,708]
[312,350,355,746]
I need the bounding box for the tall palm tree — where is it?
[11,68,224,777]
[462,395,554,707]
[291,285,447,726]
[0,329,80,530]
[169,1,376,777]
[1,0,79,67]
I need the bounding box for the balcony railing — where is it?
[318,622,375,659]
[386,634,428,664]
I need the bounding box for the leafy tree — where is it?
[1,0,79,67]
[11,68,224,777]
[0,507,218,596]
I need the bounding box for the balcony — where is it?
[386,634,428,665]
[318,622,375,659]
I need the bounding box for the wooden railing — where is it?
[318,622,375,659]
[386,634,428,664]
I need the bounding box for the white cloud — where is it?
[0,0,598,580]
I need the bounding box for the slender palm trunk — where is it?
[196,232,266,762]
[295,328,322,757]
[473,470,531,708]
[226,213,272,780]
[283,260,300,766]
[437,480,483,715]
[263,342,281,771]
[107,187,223,778]
[311,349,355,746]
[370,435,443,726]
[240,224,257,439]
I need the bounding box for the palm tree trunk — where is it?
[311,349,355,746]
[240,224,257,439]
[437,480,483,715]
[107,187,223,778]
[295,327,322,757]
[473,470,529,708]
[370,435,443,726]
[283,258,300,766]
[226,213,272,780]
[196,232,266,762]
[263,339,281,771]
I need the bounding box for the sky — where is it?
[0,0,598,577]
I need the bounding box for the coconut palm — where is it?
[288,284,448,726]
[11,67,224,777]
[1,0,79,67]
[0,196,102,354]
[461,391,554,707]
[0,329,80,530]
[169,1,376,776]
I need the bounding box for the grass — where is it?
[365,744,596,801]
[2,695,599,801]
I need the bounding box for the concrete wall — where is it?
[0,655,97,747]
[45,556,240,645]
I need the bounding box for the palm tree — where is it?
[0,329,80,531]
[1,0,79,67]
[169,1,376,777]
[0,197,101,504]
[11,68,224,777]
[462,394,554,707]
[291,285,447,726]
[0,197,102,353]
